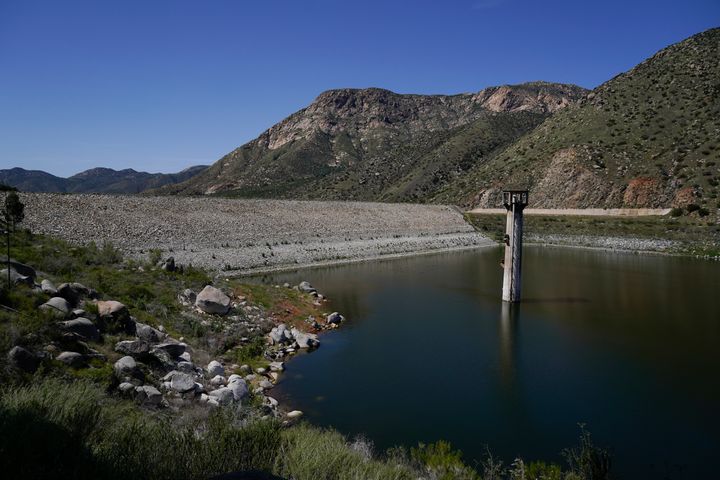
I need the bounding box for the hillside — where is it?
[435,28,720,208]
[0,165,207,194]
[159,82,587,201]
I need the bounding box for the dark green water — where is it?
[260,246,719,479]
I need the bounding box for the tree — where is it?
[2,192,25,288]
[1,203,8,288]
[4,192,24,231]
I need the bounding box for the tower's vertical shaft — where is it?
[501,190,528,302]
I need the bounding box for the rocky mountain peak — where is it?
[472,82,588,114]
[258,82,586,151]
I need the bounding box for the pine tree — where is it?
[4,192,24,231]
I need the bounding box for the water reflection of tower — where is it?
[499,302,519,389]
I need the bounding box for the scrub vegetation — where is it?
[1,230,615,479]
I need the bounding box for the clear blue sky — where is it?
[1,0,718,177]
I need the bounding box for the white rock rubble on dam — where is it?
[21,194,495,273]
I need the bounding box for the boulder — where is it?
[56,351,85,368]
[1,258,36,279]
[208,387,234,406]
[7,345,40,372]
[286,410,303,420]
[1,268,33,286]
[40,279,57,295]
[149,348,178,371]
[210,375,226,387]
[207,360,225,377]
[178,289,196,306]
[269,361,284,372]
[152,342,185,358]
[291,328,319,349]
[258,379,273,390]
[57,282,94,305]
[326,312,345,325]
[160,257,176,272]
[40,297,71,317]
[97,300,134,334]
[179,351,192,362]
[135,322,165,343]
[227,377,249,401]
[60,317,100,341]
[176,361,196,373]
[115,340,150,358]
[298,281,316,294]
[135,385,163,406]
[269,324,294,345]
[118,382,136,395]
[169,372,195,393]
[114,356,138,376]
[195,286,231,315]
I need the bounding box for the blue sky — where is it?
[1,0,718,177]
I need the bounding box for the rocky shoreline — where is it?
[5,255,347,422]
[526,233,679,253]
[526,233,720,260]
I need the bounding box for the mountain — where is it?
[0,165,208,194]
[67,165,208,194]
[158,82,587,201]
[0,168,69,193]
[435,28,720,208]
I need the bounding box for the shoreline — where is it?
[222,242,498,277]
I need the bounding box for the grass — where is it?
[0,378,614,480]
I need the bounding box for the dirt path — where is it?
[468,208,671,216]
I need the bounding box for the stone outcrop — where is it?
[195,286,231,315]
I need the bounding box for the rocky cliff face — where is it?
[161,82,586,200]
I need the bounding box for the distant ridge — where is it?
[0,165,208,194]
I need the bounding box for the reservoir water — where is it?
[259,246,719,478]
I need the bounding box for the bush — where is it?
[686,203,701,213]
[230,336,266,363]
[562,425,612,480]
[278,424,415,480]
[411,440,479,480]
[147,248,163,267]
[669,207,683,217]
